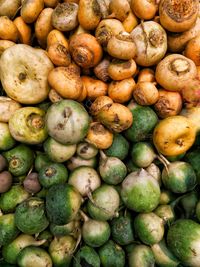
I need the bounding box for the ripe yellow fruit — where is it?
[153,116,196,156]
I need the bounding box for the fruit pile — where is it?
[0,0,200,267]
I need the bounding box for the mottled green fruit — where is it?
[14,197,49,234]
[87,184,120,221]
[0,214,19,246]
[44,137,76,163]
[151,239,180,267]
[121,169,160,212]
[82,218,110,247]
[46,184,82,225]
[131,142,156,168]
[46,100,90,145]
[0,185,29,213]
[124,103,158,142]
[98,240,125,267]
[167,219,200,267]
[17,246,52,267]
[104,134,129,160]
[0,122,15,150]
[162,161,197,193]
[49,236,76,267]
[128,244,155,267]
[3,144,34,176]
[111,214,134,246]
[134,212,164,245]
[39,162,68,188]
[99,153,127,185]
[73,245,100,267]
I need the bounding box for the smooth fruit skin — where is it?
[17,246,52,267]
[121,169,160,212]
[45,99,90,145]
[82,219,110,247]
[124,103,158,142]
[134,212,164,245]
[0,122,16,150]
[104,133,129,160]
[87,184,120,221]
[128,244,155,267]
[2,234,46,264]
[151,239,180,267]
[131,142,155,168]
[167,219,200,267]
[43,137,76,163]
[153,116,196,156]
[162,161,197,193]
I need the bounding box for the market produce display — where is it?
[1,0,200,266]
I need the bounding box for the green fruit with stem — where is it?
[3,144,34,176]
[99,151,127,185]
[162,161,197,194]
[2,234,46,264]
[38,162,68,188]
[87,184,120,221]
